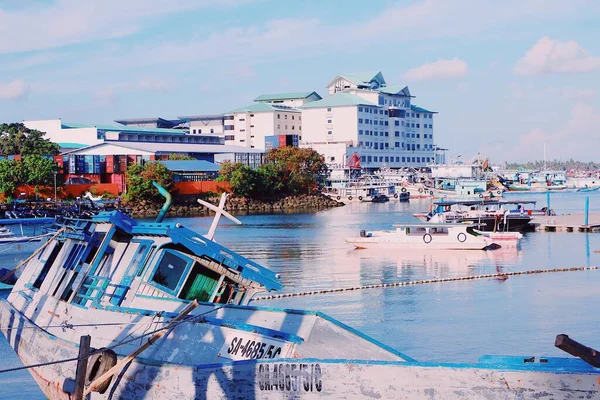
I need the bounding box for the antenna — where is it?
[198,193,241,241]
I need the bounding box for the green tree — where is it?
[167,153,195,160]
[22,155,57,185]
[0,123,59,155]
[125,162,173,202]
[0,160,24,195]
[217,161,262,198]
[263,147,327,194]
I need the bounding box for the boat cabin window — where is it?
[33,242,64,289]
[150,250,192,294]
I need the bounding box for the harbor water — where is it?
[1,192,600,398]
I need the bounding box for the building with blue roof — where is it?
[24,119,223,147]
[301,71,438,170]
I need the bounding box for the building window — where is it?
[385,143,389,148]
[384,110,388,116]
[210,128,214,133]
[395,142,400,148]
[240,139,245,142]
[412,157,416,162]
[367,156,372,162]
[192,129,196,134]
[225,135,235,140]
[395,121,399,126]
[417,157,421,163]
[374,132,378,136]
[361,156,365,162]
[384,121,388,126]
[416,124,420,128]
[328,130,332,135]
[277,124,280,129]
[385,156,389,162]
[379,110,383,115]
[379,121,383,126]
[416,134,420,138]
[359,130,363,135]
[359,106,363,112]
[379,156,383,162]
[327,107,332,112]
[285,125,288,129]
[285,115,288,119]
[384,132,389,137]
[277,114,280,119]
[359,118,363,123]
[240,129,245,132]
[292,115,295,120]
[395,131,399,137]
[327,119,332,123]
[224,125,234,131]
[292,126,295,130]
[402,157,406,162]
[416,114,420,118]
[239,118,245,121]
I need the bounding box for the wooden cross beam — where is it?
[198,193,241,241]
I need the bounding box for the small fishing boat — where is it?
[1,184,599,399]
[578,186,600,193]
[474,230,523,247]
[346,222,495,250]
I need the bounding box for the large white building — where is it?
[301,71,437,169]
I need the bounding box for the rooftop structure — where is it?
[301,71,438,169]
[114,117,183,129]
[24,119,222,147]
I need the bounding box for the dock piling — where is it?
[585,197,590,226]
[546,192,551,216]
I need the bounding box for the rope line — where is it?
[0,304,226,374]
[252,266,599,301]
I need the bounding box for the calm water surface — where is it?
[1,192,600,398]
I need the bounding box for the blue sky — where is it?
[1,0,600,162]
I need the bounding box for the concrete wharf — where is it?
[531,213,600,232]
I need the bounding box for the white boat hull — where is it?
[2,301,598,399]
[346,232,493,250]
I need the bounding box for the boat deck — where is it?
[531,213,600,232]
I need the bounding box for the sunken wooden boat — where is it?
[1,184,599,399]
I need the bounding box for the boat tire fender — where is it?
[479,193,484,198]
[336,196,341,200]
[418,188,423,193]
[423,233,432,244]
[348,196,353,201]
[496,190,502,195]
[86,348,118,394]
[394,193,398,198]
[457,233,467,243]
[429,190,434,195]
[358,196,363,201]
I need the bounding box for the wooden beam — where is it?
[73,335,91,400]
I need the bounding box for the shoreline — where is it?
[126,194,343,218]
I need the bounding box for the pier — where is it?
[531,213,600,232]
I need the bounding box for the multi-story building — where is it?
[301,71,437,169]
[223,103,302,150]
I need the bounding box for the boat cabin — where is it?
[16,211,281,315]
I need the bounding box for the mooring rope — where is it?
[252,266,599,301]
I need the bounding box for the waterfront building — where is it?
[301,71,437,169]
[254,91,321,108]
[23,119,222,146]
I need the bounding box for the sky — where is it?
[1,0,600,162]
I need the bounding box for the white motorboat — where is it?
[346,222,496,250]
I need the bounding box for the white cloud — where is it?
[515,37,600,76]
[403,58,468,82]
[137,78,174,91]
[0,79,28,100]
[223,65,257,79]
[0,0,260,54]
[511,103,600,161]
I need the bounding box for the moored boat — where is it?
[346,222,495,250]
